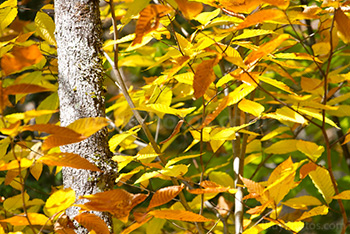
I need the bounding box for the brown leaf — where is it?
[121,216,152,234]
[132,4,172,45]
[79,189,148,223]
[74,213,110,234]
[193,59,217,99]
[187,180,230,194]
[219,0,260,14]
[148,184,185,210]
[160,120,184,144]
[201,96,229,127]
[4,84,51,95]
[38,153,101,172]
[149,210,213,222]
[299,162,317,180]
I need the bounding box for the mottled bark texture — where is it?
[55,0,116,232]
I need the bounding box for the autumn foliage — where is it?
[2,0,350,233]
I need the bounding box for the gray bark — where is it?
[55,0,116,232]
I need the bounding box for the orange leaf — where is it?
[193,58,217,99]
[132,4,172,45]
[202,96,229,127]
[188,180,231,194]
[79,189,148,223]
[4,84,51,95]
[160,120,184,144]
[148,184,185,210]
[299,162,317,180]
[262,0,289,9]
[149,210,213,222]
[0,45,44,75]
[245,34,290,66]
[175,0,203,19]
[240,176,269,204]
[234,9,285,31]
[121,216,152,234]
[335,8,350,44]
[38,153,101,171]
[0,213,51,226]
[219,0,260,14]
[74,213,110,234]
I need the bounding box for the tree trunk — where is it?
[55,0,116,232]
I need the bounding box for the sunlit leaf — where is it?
[0,158,33,171]
[1,45,44,75]
[282,196,322,209]
[335,8,350,44]
[148,184,185,210]
[238,98,264,117]
[227,83,256,106]
[0,0,18,32]
[149,210,213,222]
[309,166,335,204]
[264,139,298,154]
[38,153,101,171]
[296,140,324,161]
[193,58,217,99]
[175,0,203,19]
[234,9,285,31]
[121,216,152,234]
[332,190,350,200]
[79,189,148,223]
[132,4,172,45]
[44,188,76,217]
[74,213,110,234]
[0,213,51,226]
[35,11,56,46]
[67,117,109,136]
[297,205,328,221]
[209,171,234,188]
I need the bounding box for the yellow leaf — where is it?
[194,8,220,25]
[0,0,17,32]
[30,162,43,180]
[0,213,51,226]
[67,117,109,137]
[44,188,76,217]
[296,140,324,161]
[149,210,213,222]
[261,126,290,141]
[209,171,234,188]
[263,107,306,125]
[148,184,185,210]
[144,104,195,118]
[219,0,260,14]
[259,76,293,93]
[4,192,29,212]
[332,190,350,199]
[0,158,33,171]
[38,153,101,172]
[335,8,350,44]
[165,154,201,167]
[282,196,322,209]
[175,0,203,19]
[161,164,188,177]
[227,83,256,106]
[298,107,339,129]
[297,205,329,221]
[262,0,289,9]
[309,166,335,204]
[35,11,56,46]
[264,139,298,154]
[266,157,300,204]
[243,222,275,234]
[312,42,331,56]
[238,98,264,117]
[74,213,110,234]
